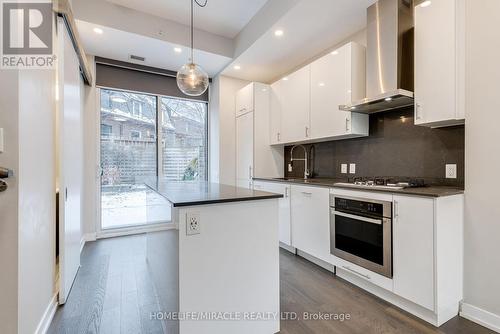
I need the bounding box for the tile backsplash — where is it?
[284,107,465,187]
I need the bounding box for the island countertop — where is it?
[145,178,283,207]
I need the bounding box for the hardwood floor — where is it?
[48,234,493,334]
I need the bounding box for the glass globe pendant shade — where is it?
[176,62,209,96]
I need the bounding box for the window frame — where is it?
[98,86,209,183]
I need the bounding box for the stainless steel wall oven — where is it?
[330,195,393,278]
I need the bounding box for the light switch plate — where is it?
[446,164,457,179]
[341,164,348,174]
[0,128,4,153]
[349,163,356,174]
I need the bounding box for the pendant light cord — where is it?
[190,0,208,63]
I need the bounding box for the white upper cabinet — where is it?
[280,65,311,143]
[310,42,368,140]
[236,82,254,116]
[414,0,465,127]
[270,42,368,145]
[269,81,282,145]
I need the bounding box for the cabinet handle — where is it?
[416,103,422,120]
[277,132,281,142]
[284,187,289,198]
[248,166,253,179]
[301,191,312,196]
[342,266,371,280]
[345,117,350,132]
[394,200,399,219]
[305,126,310,137]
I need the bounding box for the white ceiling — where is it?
[105,0,269,38]
[76,20,232,76]
[222,0,377,83]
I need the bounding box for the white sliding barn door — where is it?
[57,18,83,304]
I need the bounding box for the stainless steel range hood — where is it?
[340,0,414,114]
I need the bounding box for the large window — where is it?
[99,88,208,230]
[161,97,207,181]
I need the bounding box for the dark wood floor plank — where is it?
[49,234,494,334]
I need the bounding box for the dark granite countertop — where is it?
[145,179,283,207]
[253,177,464,198]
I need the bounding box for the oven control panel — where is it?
[333,196,390,218]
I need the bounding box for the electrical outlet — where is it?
[341,164,348,174]
[446,164,457,179]
[288,163,293,172]
[349,163,356,174]
[186,212,201,235]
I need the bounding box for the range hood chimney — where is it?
[340,0,414,114]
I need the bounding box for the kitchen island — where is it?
[144,179,282,334]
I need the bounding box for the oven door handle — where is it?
[332,210,383,225]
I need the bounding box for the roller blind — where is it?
[95,57,209,102]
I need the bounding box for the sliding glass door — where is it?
[99,88,208,231]
[160,97,207,181]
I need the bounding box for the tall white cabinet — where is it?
[236,111,254,189]
[236,83,283,188]
[414,0,465,127]
[269,42,368,145]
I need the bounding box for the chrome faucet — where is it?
[290,144,309,180]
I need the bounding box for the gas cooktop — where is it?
[334,177,426,190]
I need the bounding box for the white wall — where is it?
[0,69,56,334]
[463,0,500,330]
[18,70,56,334]
[209,75,250,185]
[0,70,20,334]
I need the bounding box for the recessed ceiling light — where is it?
[274,29,284,37]
[420,0,431,7]
[233,65,241,70]
[93,27,103,34]
[174,47,182,53]
[331,50,339,55]
[282,77,288,81]
[318,82,325,87]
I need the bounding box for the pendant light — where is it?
[176,0,209,96]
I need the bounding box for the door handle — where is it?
[0,167,13,179]
[394,200,399,219]
[0,180,7,192]
[416,103,422,120]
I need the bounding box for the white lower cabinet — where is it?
[393,195,435,311]
[253,181,291,246]
[290,185,330,263]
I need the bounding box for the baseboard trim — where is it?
[460,302,500,333]
[279,242,296,254]
[80,233,97,254]
[35,293,58,334]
